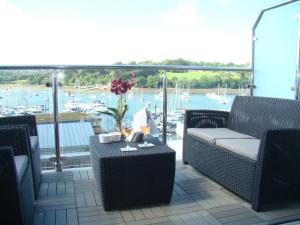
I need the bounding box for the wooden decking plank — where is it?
[33,211,45,225]
[42,171,73,182]
[75,192,87,208]
[178,181,220,194]
[80,217,124,225]
[178,213,202,225]
[210,207,251,219]
[175,171,187,181]
[207,204,244,214]
[94,192,102,206]
[189,212,211,225]
[77,205,104,213]
[74,180,96,192]
[73,170,81,180]
[47,182,57,195]
[79,170,89,180]
[84,192,97,207]
[164,198,199,211]
[87,169,94,179]
[120,210,135,222]
[65,181,75,194]
[141,208,156,219]
[44,210,55,225]
[197,211,222,225]
[210,190,238,205]
[173,183,187,195]
[168,215,187,225]
[57,182,66,195]
[123,217,170,225]
[190,192,225,209]
[79,210,120,218]
[153,222,173,225]
[66,208,79,225]
[218,212,258,223]
[56,209,67,225]
[131,209,146,220]
[222,216,263,225]
[150,206,166,217]
[164,205,204,216]
[36,194,76,210]
[78,212,122,222]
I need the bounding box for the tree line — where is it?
[0,59,251,89]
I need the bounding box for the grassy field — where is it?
[166,71,219,80]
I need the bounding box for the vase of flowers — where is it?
[100,72,136,133]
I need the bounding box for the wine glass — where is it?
[122,119,133,151]
[140,118,151,146]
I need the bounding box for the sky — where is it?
[0,0,288,65]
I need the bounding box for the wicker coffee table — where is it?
[89,135,176,211]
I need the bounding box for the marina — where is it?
[0,85,238,132]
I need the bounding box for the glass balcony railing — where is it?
[0,65,251,171]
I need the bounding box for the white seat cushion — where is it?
[14,155,28,183]
[30,136,38,152]
[215,138,260,160]
[187,128,255,143]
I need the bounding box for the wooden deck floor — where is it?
[33,162,300,225]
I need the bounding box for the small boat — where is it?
[27,105,44,114]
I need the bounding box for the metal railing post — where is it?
[162,70,167,144]
[53,69,62,171]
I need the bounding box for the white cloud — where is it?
[160,1,201,27]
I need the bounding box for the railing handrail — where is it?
[0,64,252,72]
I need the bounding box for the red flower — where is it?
[110,72,136,95]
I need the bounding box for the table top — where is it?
[89,135,175,159]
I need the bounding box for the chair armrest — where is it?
[252,129,300,211]
[0,127,31,157]
[0,115,38,136]
[0,147,27,225]
[183,110,229,133]
[0,147,17,183]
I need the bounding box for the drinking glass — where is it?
[122,119,133,150]
[140,118,151,146]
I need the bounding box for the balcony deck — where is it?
[34,162,300,225]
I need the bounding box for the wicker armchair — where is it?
[0,128,35,225]
[0,115,41,198]
[183,96,300,211]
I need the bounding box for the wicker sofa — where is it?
[183,96,300,211]
[0,115,41,198]
[0,128,35,225]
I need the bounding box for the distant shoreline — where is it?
[0,84,248,95]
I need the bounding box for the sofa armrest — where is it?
[252,129,300,211]
[0,115,38,136]
[0,147,24,225]
[0,127,31,157]
[184,110,229,133]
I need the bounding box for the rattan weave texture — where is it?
[0,115,41,198]
[90,136,175,211]
[0,146,35,225]
[183,96,300,211]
